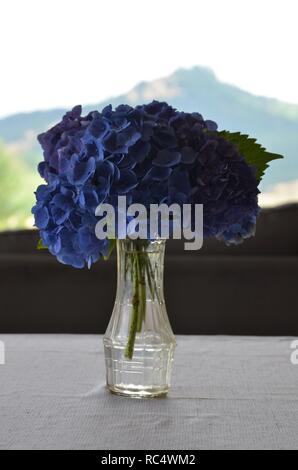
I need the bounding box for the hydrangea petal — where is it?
[153,149,181,167]
[34,206,50,229]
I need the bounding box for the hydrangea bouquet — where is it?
[32,101,282,397]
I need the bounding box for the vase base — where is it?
[107,384,169,399]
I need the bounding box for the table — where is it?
[0,335,297,450]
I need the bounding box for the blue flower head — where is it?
[33,101,260,268]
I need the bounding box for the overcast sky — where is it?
[0,0,297,118]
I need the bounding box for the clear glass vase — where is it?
[104,239,176,398]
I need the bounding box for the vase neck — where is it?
[116,239,166,301]
[117,239,166,255]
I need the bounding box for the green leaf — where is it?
[103,239,116,261]
[219,131,283,182]
[37,238,47,250]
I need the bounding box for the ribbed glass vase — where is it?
[104,239,176,398]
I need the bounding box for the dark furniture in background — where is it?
[0,204,297,334]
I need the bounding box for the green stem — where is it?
[145,254,160,303]
[137,254,146,331]
[144,257,155,301]
[124,241,158,360]
[124,254,139,359]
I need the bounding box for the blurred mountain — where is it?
[0,66,297,190]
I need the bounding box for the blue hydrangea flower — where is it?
[32,101,260,268]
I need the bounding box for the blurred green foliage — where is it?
[0,142,41,230]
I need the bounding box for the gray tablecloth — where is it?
[0,335,297,450]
